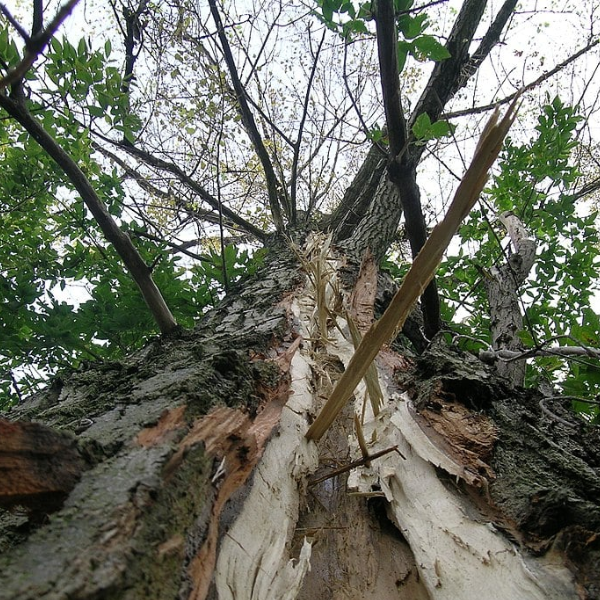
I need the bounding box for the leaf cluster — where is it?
[312,0,449,69]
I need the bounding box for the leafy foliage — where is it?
[412,113,455,143]
[1,0,600,428]
[434,96,600,418]
[0,21,267,409]
[312,0,449,70]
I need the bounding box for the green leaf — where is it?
[397,40,412,73]
[412,112,432,139]
[398,13,428,39]
[87,105,105,118]
[412,113,455,141]
[412,35,450,61]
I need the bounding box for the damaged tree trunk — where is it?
[1,236,599,599]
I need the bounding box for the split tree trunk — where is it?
[1,238,599,600]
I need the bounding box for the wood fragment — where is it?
[306,97,520,441]
[308,445,403,487]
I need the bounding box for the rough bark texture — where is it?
[1,241,599,599]
[328,143,388,247]
[0,246,301,599]
[485,213,537,386]
[402,340,600,598]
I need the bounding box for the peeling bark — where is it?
[0,239,598,599]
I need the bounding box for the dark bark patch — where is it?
[554,525,600,599]
[0,420,86,518]
[0,248,302,597]
[400,338,509,411]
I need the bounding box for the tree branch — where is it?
[480,345,600,363]
[374,0,407,161]
[208,0,285,231]
[443,37,600,120]
[0,3,30,42]
[93,142,239,232]
[485,212,536,386]
[0,92,178,334]
[374,0,441,337]
[120,0,149,99]
[409,0,490,162]
[290,30,326,225]
[112,141,268,241]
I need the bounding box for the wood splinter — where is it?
[308,445,404,487]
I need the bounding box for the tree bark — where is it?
[486,213,537,386]
[1,238,598,599]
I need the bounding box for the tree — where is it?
[1,0,600,598]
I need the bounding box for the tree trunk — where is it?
[1,239,599,600]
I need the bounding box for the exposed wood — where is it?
[0,243,598,598]
[355,399,579,599]
[307,100,519,441]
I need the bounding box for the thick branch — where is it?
[374,0,440,337]
[409,0,489,154]
[0,92,178,334]
[485,213,536,386]
[465,0,518,88]
[374,0,407,161]
[208,0,285,231]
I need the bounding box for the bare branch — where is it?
[480,345,600,363]
[112,141,268,241]
[93,142,237,232]
[290,30,326,224]
[444,38,600,120]
[208,0,285,231]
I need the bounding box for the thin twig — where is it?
[444,38,600,120]
[308,446,404,487]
